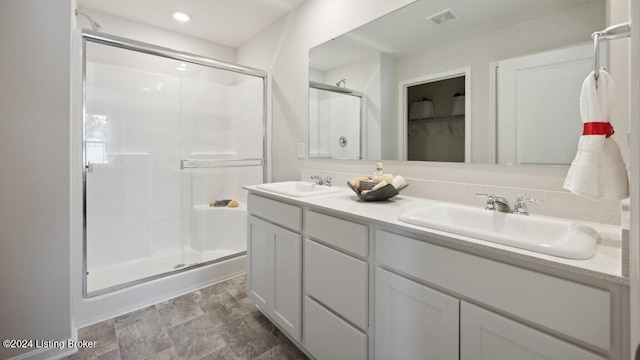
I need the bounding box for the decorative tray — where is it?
[346,181,408,201]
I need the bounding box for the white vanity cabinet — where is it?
[247,194,302,342]
[375,229,612,360]
[303,210,369,360]
[245,188,625,360]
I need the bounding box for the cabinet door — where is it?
[272,225,302,341]
[247,215,274,310]
[375,268,459,360]
[461,301,606,360]
[247,215,302,342]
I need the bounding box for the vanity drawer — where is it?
[304,296,367,360]
[375,230,611,352]
[305,210,368,257]
[248,193,302,231]
[304,239,368,330]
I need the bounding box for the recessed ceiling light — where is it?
[173,11,190,22]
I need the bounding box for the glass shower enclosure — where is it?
[309,81,363,159]
[82,32,266,296]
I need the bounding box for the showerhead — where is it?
[336,79,346,87]
[75,9,102,31]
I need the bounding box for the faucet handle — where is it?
[476,193,512,212]
[513,196,542,215]
[475,193,496,210]
[310,175,333,186]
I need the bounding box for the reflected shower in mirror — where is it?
[309,81,363,159]
[309,0,605,164]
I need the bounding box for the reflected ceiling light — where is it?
[172,11,190,22]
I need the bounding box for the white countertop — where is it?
[244,185,627,285]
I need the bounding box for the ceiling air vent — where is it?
[426,9,458,26]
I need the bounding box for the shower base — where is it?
[87,248,239,294]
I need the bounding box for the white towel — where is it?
[563,70,629,200]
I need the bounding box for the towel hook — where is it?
[591,21,632,81]
[592,32,601,80]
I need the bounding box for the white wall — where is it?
[238,0,630,194]
[380,54,398,159]
[78,8,236,62]
[0,0,74,359]
[238,0,417,181]
[630,0,640,354]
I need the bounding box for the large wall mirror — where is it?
[309,0,606,164]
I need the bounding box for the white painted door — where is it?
[272,225,302,342]
[375,268,459,360]
[247,215,274,310]
[497,43,605,165]
[460,301,606,360]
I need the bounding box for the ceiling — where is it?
[78,0,305,48]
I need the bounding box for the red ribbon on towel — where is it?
[583,122,614,138]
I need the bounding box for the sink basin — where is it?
[257,181,341,197]
[397,203,598,259]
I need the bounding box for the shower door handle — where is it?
[86,162,94,173]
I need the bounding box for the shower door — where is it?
[82,34,266,295]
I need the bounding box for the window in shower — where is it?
[82,35,266,296]
[85,114,108,165]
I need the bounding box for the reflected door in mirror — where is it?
[497,43,602,165]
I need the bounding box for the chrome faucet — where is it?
[310,175,333,187]
[477,193,542,215]
[512,196,542,216]
[476,193,511,213]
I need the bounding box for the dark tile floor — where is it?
[68,275,309,360]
